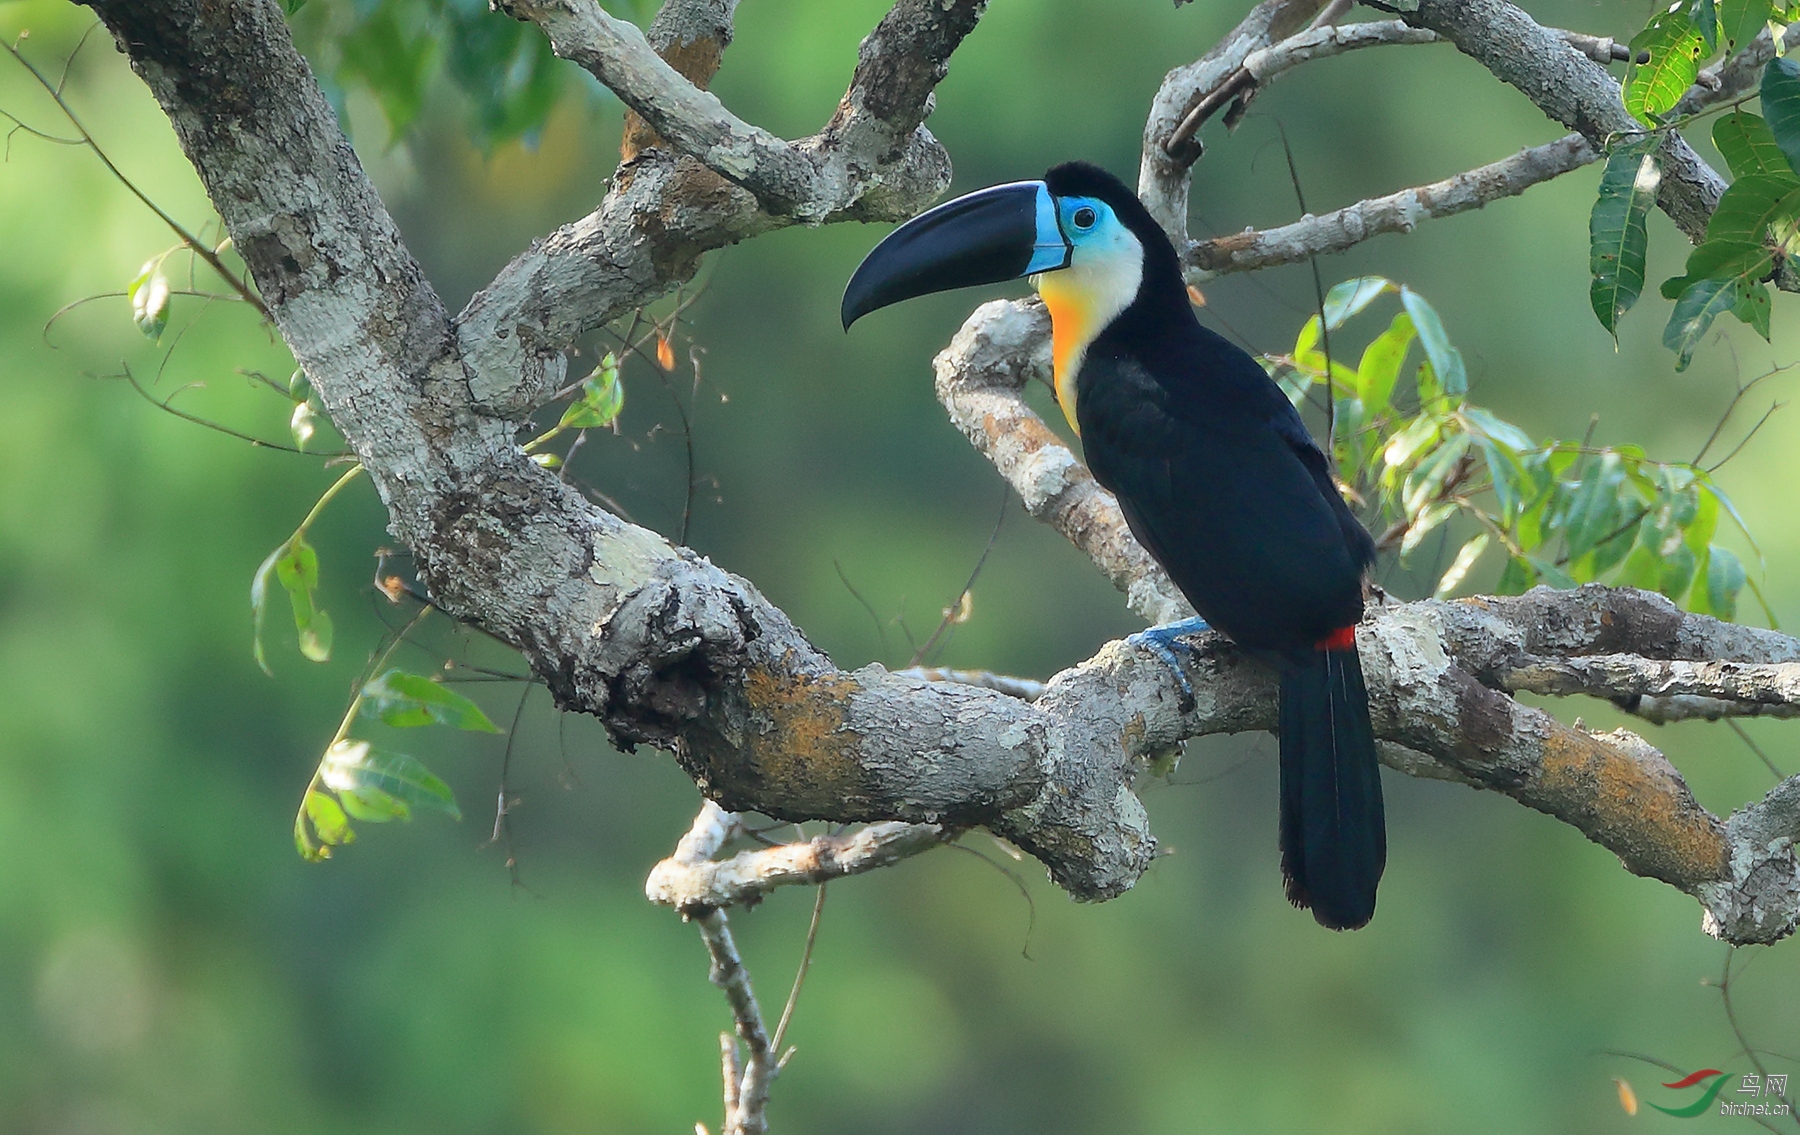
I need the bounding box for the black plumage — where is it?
[1044,162,1385,929]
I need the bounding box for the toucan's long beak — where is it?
[841,180,1071,329]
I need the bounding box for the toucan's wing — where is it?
[1079,346,1368,654]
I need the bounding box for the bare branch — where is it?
[647,820,949,912]
[1140,0,1326,242]
[620,0,738,162]
[1186,133,1596,279]
[496,0,819,213]
[1623,694,1800,725]
[932,300,1191,626]
[1502,654,1800,710]
[460,0,981,417]
[1368,0,1724,243]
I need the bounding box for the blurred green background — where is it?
[3,0,1800,1131]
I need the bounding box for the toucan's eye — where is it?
[1072,206,1097,231]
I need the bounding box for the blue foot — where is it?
[1127,616,1212,708]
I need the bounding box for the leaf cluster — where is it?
[1595,3,1800,366]
[1274,278,1766,621]
[279,0,648,148]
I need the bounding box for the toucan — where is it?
[841,162,1384,930]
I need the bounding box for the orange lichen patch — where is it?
[980,410,1061,455]
[1532,723,1728,886]
[739,667,871,811]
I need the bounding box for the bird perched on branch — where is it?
[841,162,1384,929]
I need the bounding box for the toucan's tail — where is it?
[1278,642,1385,930]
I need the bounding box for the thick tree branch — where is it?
[1185,133,1596,278]
[457,0,979,417]
[1368,0,1724,244]
[496,0,818,213]
[619,0,738,162]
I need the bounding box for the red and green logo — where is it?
[1650,1069,1731,1118]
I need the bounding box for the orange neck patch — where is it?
[1037,278,1092,436]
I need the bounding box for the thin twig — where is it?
[0,32,267,317]
[769,882,826,1059]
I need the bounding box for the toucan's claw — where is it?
[1128,616,1212,712]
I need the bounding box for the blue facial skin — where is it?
[1027,189,1125,274]
[1025,182,1071,274]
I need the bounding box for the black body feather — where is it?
[1046,162,1386,928]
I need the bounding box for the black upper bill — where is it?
[841,180,1067,329]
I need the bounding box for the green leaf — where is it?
[1461,407,1535,454]
[1322,277,1392,329]
[559,353,625,429]
[128,260,169,341]
[1664,276,1743,369]
[1292,317,1359,391]
[1704,544,1748,619]
[1720,0,1772,52]
[1735,279,1774,338]
[1399,288,1466,398]
[1685,483,1721,553]
[1402,434,1471,516]
[1713,110,1791,179]
[281,0,308,13]
[1400,500,1458,559]
[1383,414,1441,473]
[1355,311,1413,412]
[1496,555,1539,595]
[1476,438,1525,522]
[1616,540,1665,590]
[1561,454,1628,560]
[1764,56,1800,176]
[320,739,461,823]
[1660,239,1772,300]
[1588,138,1661,338]
[1435,533,1490,598]
[445,11,565,148]
[272,536,333,663]
[1625,6,1707,123]
[362,670,502,732]
[1658,542,1700,600]
[1691,0,1720,53]
[1702,172,1800,245]
[295,788,353,861]
[337,9,437,139]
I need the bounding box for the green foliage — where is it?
[559,352,625,430]
[251,534,333,673]
[1588,137,1660,339]
[1275,277,1763,620]
[1589,4,1800,368]
[294,664,489,860]
[362,669,502,732]
[281,0,645,148]
[1624,5,1707,124]
[298,738,462,860]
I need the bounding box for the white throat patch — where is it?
[1032,224,1145,435]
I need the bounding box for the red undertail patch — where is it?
[1315,625,1357,651]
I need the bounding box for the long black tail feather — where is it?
[1278,645,1385,930]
